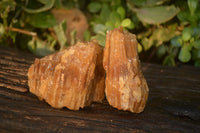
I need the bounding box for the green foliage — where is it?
[23,0,55,13]
[121,18,135,29]
[53,20,67,49]
[163,55,175,66]
[88,2,101,13]
[1,0,200,67]
[178,44,192,63]
[0,0,16,9]
[0,0,78,56]
[27,37,55,56]
[117,6,125,20]
[188,0,199,15]
[0,0,16,46]
[128,0,180,24]
[192,40,200,49]
[138,24,180,51]
[83,30,91,42]
[129,0,167,7]
[26,11,57,28]
[127,0,200,66]
[88,0,135,46]
[168,0,200,66]
[133,5,180,24]
[0,23,5,36]
[156,44,167,58]
[181,27,193,42]
[171,36,182,47]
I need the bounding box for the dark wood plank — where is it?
[0,47,200,133]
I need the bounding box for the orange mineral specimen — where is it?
[28,40,105,110]
[103,27,149,113]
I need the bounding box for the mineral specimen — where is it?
[28,40,105,110]
[103,27,149,113]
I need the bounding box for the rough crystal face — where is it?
[28,40,105,110]
[103,27,149,113]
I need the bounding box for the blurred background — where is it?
[0,0,200,66]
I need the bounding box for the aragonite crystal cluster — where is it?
[28,40,105,110]
[103,27,149,113]
[28,27,149,113]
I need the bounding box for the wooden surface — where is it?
[0,47,200,133]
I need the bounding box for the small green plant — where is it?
[157,0,200,66]
[0,0,82,56]
[0,0,57,56]
[127,0,200,66]
[1,0,200,67]
[175,0,200,66]
[87,0,135,46]
[126,0,180,66]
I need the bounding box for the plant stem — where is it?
[7,27,37,36]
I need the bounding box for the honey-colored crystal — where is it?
[103,27,149,113]
[28,40,105,110]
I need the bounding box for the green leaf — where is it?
[193,27,200,38]
[23,0,55,13]
[147,26,179,47]
[100,4,111,22]
[27,39,36,51]
[128,0,145,7]
[105,21,115,30]
[127,22,135,29]
[177,10,190,23]
[128,0,167,7]
[163,55,175,66]
[91,15,104,25]
[0,23,5,36]
[0,0,16,10]
[88,2,102,13]
[138,43,143,53]
[111,0,121,10]
[156,44,166,58]
[91,34,106,47]
[70,29,77,46]
[114,21,121,28]
[178,45,191,62]
[135,5,180,24]
[177,10,199,24]
[192,40,200,49]
[121,18,132,27]
[8,30,17,43]
[94,24,106,35]
[182,27,193,42]
[83,30,91,42]
[53,20,67,49]
[27,11,56,28]
[188,0,199,15]
[141,37,151,51]
[146,0,168,6]
[117,6,125,20]
[109,11,121,24]
[121,18,135,29]
[121,18,131,27]
[171,36,182,47]
[28,38,55,56]
[185,42,193,51]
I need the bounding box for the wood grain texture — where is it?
[0,47,200,133]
